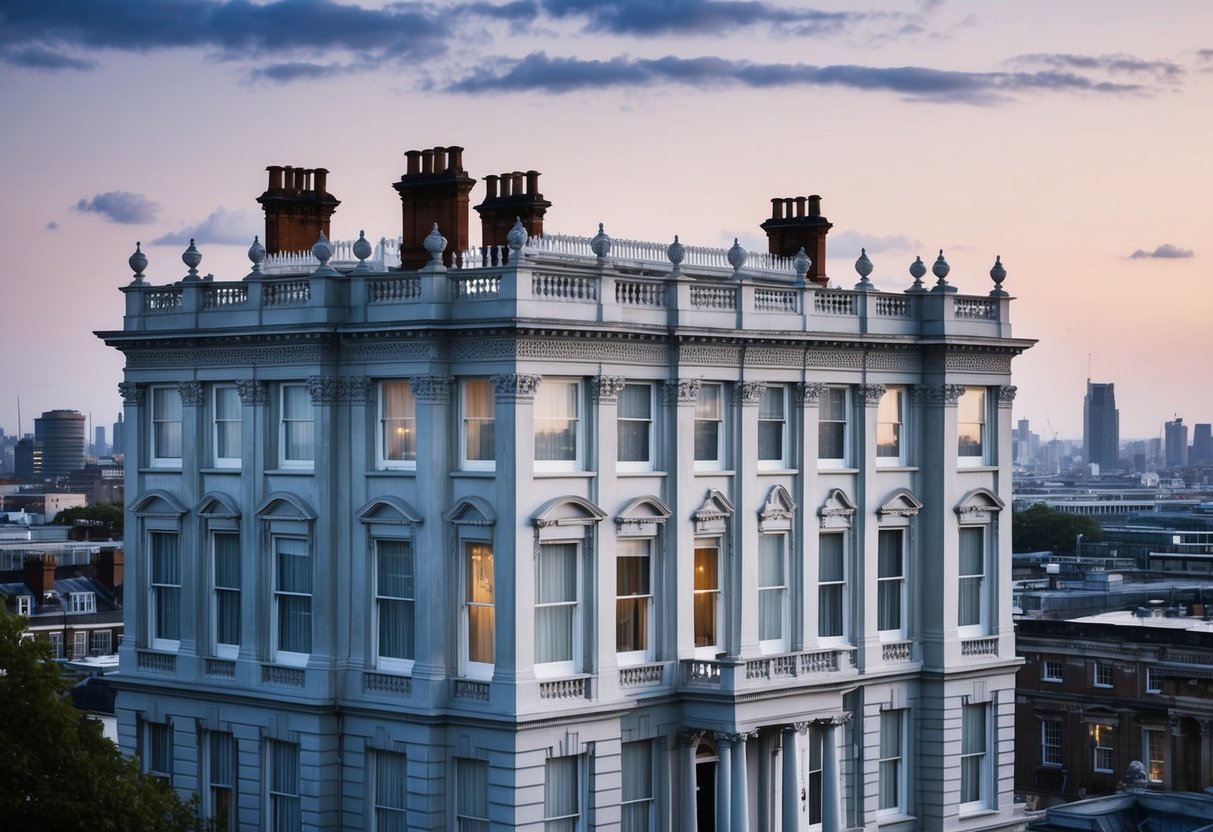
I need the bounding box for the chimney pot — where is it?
[770,198,783,220]
[421,149,434,175]
[526,170,541,196]
[267,165,284,191]
[314,168,328,195]
[405,150,421,176]
[809,194,822,217]
[449,146,465,171]
[500,174,512,198]
[794,196,806,218]
[485,174,499,200]
[433,146,447,172]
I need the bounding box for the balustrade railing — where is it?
[136,650,176,673]
[814,290,856,316]
[261,665,305,687]
[454,679,490,700]
[616,279,665,308]
[263,279,310,306]
[874,295,910,317]
[960,637,999,657]
[538,677,588,700]
[882,641,913,662]
[954,298,996,320]
[202,285,248,309]
[144,288,182,313]
[204,658,236,678]
[364,671,411,695]
[532,272,599,301]
[451,273,502,300]
[754,287,798,313]
[691,285,737,310]
[367,275,421,303]
[619,663,665,688]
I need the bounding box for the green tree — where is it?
[53,501,124,535]
[0,611,203,831]
[1012,502,1102,554]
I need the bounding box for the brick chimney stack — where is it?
[393,146,476,269]
[474,169,552,256]
[92,547,124,591]
[256,166,341,255]
[760,194,833,284]
[23,554,57,599]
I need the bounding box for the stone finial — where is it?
[351,230,373,273]
[507,217,528,252]
[128,241,147,282]
[423,222,447,266]
[667,235,686,273]
[792,247,811,283]
[590,223,611,262]
[989,255,1007,297]
[854,248,874,291]
[907,256,927,293]
[311,231,339,276]
[930,249,955,293]
[727,238,747,275]
[181,238,202,281]
[246,235,266,279]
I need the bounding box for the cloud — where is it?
[537,0,858,37]
[46,221,58,231]
[1012,52,1183,82]
[830,230,922,256]
[2,44,96,70]
[448,52,1147,103]
[73,191,159,224]
[1129,244,1194,260]
[152,207,261,247]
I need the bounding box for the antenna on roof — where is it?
[16,395,20,437]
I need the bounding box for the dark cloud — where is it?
[1013,52,1183,82]
[537,0,856,37]
[46,221,58,231]
[73,191,159,224]
[152,207,260,247]
[3,44,96,70]
[448,52,1146,103]
[1129,244,1194,260]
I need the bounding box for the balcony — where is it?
[681,646,857,693]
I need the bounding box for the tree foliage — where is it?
[53,501,124,535]
[0,612,203,831]
[1012,502,1102,554]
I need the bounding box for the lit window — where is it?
[379,381,416,469]
[621,741,653,831]
[1090,723,1114,773]
[616,538,653,663]
[372,750,407,832]
[960,703,989,809]
[268,740,300,832]
[455,758,489,831]
[70,591,95,613]
[958,387,987,464]
[207,731,236,832]
[279,384,314,467]
[617,383,654,470]
[1041,720,1062,767]
[1043,659,1063,682]
[376,539,415,672]
[463,542,495,679]
[1144,728,1165,784]
[877,387,905,465]
[877,529,905,639]
[273,537,312,665]
[818,386,849,465]
[544,755,580,832]
[958,527,987,635]
[693,540,721,655]
[462,380,495,470]
[146,720,173,781]
[150,531,181,650]
[757,385,787,468]
[694,383,724,468]
[213,384,241,467]
[879,710,906,814]
[818,533,847,642]
[151,385,183,466]
[1094,661,1114,688]
[213,532,240,659]
[535,380,582,471]
[758,534,788,653]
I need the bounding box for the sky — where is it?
[1,0,1210,443]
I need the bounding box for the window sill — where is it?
[139,466,182,474]
[877,811,916,826]
[694,468,734,476]
[199,467,241,475]
[452,470,496,478]
[757,467,799,476]
[817,466,859,474]
[877,465,918,473]
[957,463,997,472]
[265,468,314,476]
[958,807,999,820]
[534,471,597,479]
[366,469,416,478]
[617,469,667,478]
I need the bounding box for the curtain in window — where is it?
[276,538,312,654]
[877,530,903,632]
[377,540,415,661]
[535,382,578,461]
[154,387,183,459]
[456,758,489,831]
[536,543,577,665]
[693,544,719,647]
[209,732,234,829]
[818,534,844,638]
[618,384,652,463]
[464,380,495,462]
[215,386,241,459]
[270,741,300,832]
[818,387,846,459]
[282,385,314,461]
[381,382,416,462]
[374,751,407,832]
[544,756,579,831]
[879,711,902,810]
[616,539,651,654]
[466,544,494,664]
[877,389,901,458]
[758,386,785,461]
[961,704,986,804]
[152,532,180,641]
[147,722,172,775]
[214,533,240,647]
[621,741,653,832]
[759,534,785,642]
[694,385,721,460]
[958,527,984,628]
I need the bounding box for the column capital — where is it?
[117,382,144,405]
[178,381,205,407]
[663,378,701,406]
[997,384,1018,408]
[591,374,626,404]
[858,383,886,406]
[797,381,827,405]
[735,381,765,406]
[677,728,706,749]
[491,372,541,402]
[411,374,455,403]
[235,379,267,406]
[910,383,965,406]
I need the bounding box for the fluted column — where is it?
[731,731,754,832]
[680,730,702,832]
[716,733,733,829]
[821,721,843,832]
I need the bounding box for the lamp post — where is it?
[1076,533,1084,558]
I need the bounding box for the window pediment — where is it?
[955,488,1004,523]
[615,495,670,538]
[356,496,424,526]
[693,489,734,535]
[532,495,606,529]
[758,484,797,532]
[443,495,496,526]
[818,488,856,530]
[879,488,923,520]
[130,490,188,518]
[255,492,317,521]
[194,492,241,519]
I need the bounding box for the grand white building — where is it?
[100,148,1032,831]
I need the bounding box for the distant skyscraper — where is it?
[1193,423,1212,464]
[94,425,107,456]
[1083,381,1119,470]
[112,413,123,456]
[1165,417,1189,467]
[15,437,43,482]
[33,409,85,476]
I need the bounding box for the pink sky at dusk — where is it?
[0,0,1210,443]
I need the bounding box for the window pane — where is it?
[618,384,652,464]
[152,532,181,641]
[381,381,416,463]
[693,543,719,648]
[621,741,653,832]
[535,381,579,462]
[536,543,577,665]
[464,380,496,463]
[154,387,183,460]
[616,539,651,654]
[759,534,785,642]
[819,533,845,638]
[282,385,314,462]
[466,543,494,664]
[694,385,722,462]
[958,387,986,457]
[276,538,311,654]
[545,756,579,830]
[879,711,902,810]
[877,388,901,459]
[215,386,241,460]
[959,528,984,628]
[214,532,240,647]
[374,751,408,832]
[377,540,415,661]
[456,758,489,829]
[878,530,903,633]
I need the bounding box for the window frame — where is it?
[377,380,417,470]
[213,383,242,469]
[757,384,788,470]
[455,757,490,831]
[620,740,654,831]
[73,630,88,658]
[693,538,723,657]
[374,537,416,674]
[615,537,654,665]
[758,532,789,654]
[876,386,906,466]
[150,384,184,468]
[272,535,312,667]
[535,541,581,677]
[957,386,989,466]
[16,595,31,616]
[543,754,582,832]
[212,530,241,660]
[877,528,906,640]
[1144,727,1165,784]
[267,739,301,832]
[957,525,988,637]
[205,730,237,832]
[145,719,173,782]
[461,378,496,472]
[1091,722,1115,773]
[1041,720,1063,768]
[818,385,850,467]
[90,629,112,655]
[70,591,96,613]
[149,530,182,652]
[617,382,655,472]
[1094,661,1114,688]
[878,709,907,816]
[461,541,495,680]
[818,531,848,645]
[694,383,726,470]
[1145,666,1161,693]
[959,703,990,812]
[371,749,408,832]
[278,383,314,469]
[1042,658,1063,682]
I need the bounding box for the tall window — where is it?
[818,533,846,641]
[535,380,582,470]
[1146,666,1161,693]
[958,527,986,634]
[48,632,63,658]
[1144,728,1165,784]
[758,385,787,468]
[464,542,495,678]
[818,386,848,464]
[462,379,495,470]
[758,534,788,652]
[1091,723,1114,773]
[146,720,172,781]
[455,758,489,831]
[279,383,314,466]
[960,704,988,809]
[544,755,580,832]
[805,726,823,826]
[268,740,300,832]
[73,631,87,658]
[1094,661,1114,688]
[213,532,240,658]
[379,381,416,468]
[208,731,236,832]
[372,750,408,832]
[150,531,181,650]
[90,630,112,655]
[16,596,31,616]
[213,384,241,467]
[958,387,987,463]
[1041,720,1062,767]
[274,537,312,663]
[616,538,653,663]
[151,385,183,466]
[876,387,904,464]
[879,710,905,814]
[621,741,653,832]
[693,540,721,654]
[376,539,415,671]
[618,383,654,469]
[535,543,579,675]
[878,529,906,638]
[694,383,724,468]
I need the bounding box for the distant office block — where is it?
[111,413,123,456]
[1166,418,1189,467]
[14,437,43,482]
[1083,381,1119,470]
[34,409,85,476]
[1193,423,1212,464]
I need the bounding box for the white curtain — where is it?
[374,751,407,832]
[818,533,844,637]
[154,387,183,459]
[961,704,986,804]
[270,741,300,832]
[151,532,180,641]
[208,732,234,829]
[456,758,489,831]
[758,386,784,461]
[544,756,579,831]
[758,534,785,642]
[466,544,494,664]
[818,387,847,459]
[621,741,653,832]
[282,384,314,461]
[213,532,240,647]
[877,530,903,633]
[694,385,721,461]
[377,540,415,661]
[381,381,416,462]
[535,381,578,462]
[214,386,241,459]
[617,384,651,463]
[536,544,577,665]
[463,380,495,462]
[276,538,312,654]
[879,711,902,810]
[958,528,984,628]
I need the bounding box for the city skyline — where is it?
[1,0,1211,439]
